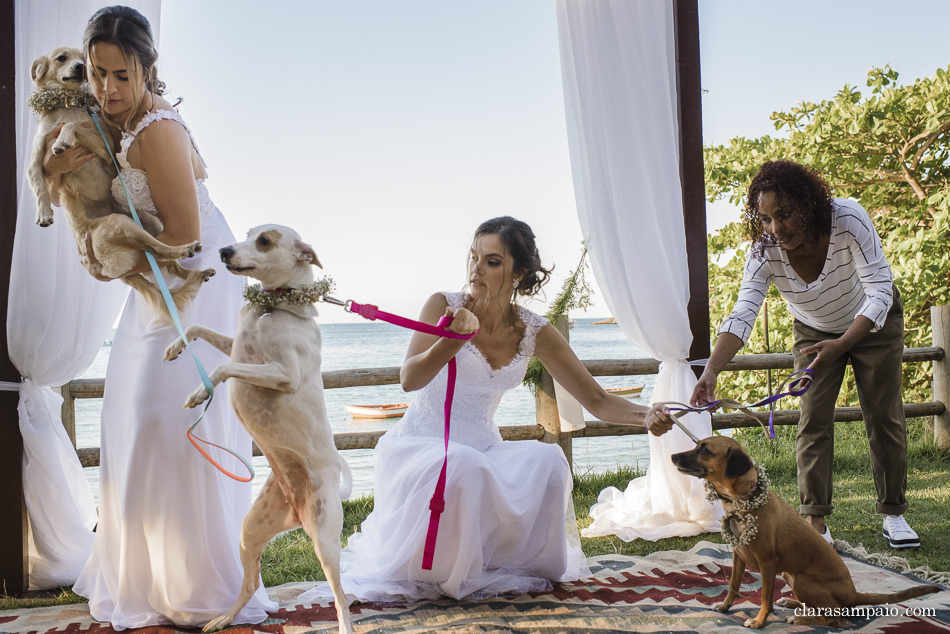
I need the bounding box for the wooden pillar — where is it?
[932,305,950,449]
[673,0,710,375]
[535,317,573,466]
[0,0,29,596]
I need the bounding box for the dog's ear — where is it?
[293,240,323,269]
[725,447,753,478]
[31,56,48,82]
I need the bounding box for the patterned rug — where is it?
[2,541,948,633]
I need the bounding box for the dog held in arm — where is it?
[27,46,215,321]
[163,225,352,633]
[672,436,940,628]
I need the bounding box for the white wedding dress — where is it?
[320,292,588,603]
[72,110,276,629]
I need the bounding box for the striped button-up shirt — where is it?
[719,198,893,343]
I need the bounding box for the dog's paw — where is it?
[201,268,216,282]
[775,597,801,609]
[163,339,186,362]
[202,615,233,633]
[743,616,767,629]
[35,211,55,227]
[715,602,731,613]
[177,240,202,259]
[50,140,71,155]
[183,385,211,409]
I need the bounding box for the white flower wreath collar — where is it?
[243,277,334,313]
[28,88,92,115]
[705,462,770,548]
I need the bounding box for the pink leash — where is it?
[324,297,476,570]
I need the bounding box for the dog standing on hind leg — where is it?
[672,436,940,628]
[164,224,352,634]
[27,46,215,321]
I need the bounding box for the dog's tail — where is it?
[338,458,353,501]
[852,584,941,606]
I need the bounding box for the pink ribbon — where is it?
[343,301,475,570]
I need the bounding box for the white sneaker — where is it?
[819,525,833,545]
[883,515,920,549]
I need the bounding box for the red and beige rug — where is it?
[3,541,948,633]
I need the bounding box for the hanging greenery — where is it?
[523,244,595,394]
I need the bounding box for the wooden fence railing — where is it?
[59,303,950,470]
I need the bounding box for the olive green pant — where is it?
[792,291,908,518]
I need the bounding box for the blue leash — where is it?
[90,111,254,481]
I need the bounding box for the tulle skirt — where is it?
[329,433,589,603]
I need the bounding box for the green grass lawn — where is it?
[3,418,947,612]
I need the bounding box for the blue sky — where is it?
[147,0,950,322]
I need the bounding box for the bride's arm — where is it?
[533,323,674,436]
[400,293,478,392]
[42,124,95,206]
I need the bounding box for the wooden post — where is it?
[60,385,77,447]
[673,0,710,377]
[535,316,573,466]
[0,0,29,596]
[932,305,950,449]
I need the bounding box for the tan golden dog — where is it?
[28,46,214,320]
[164,225,352,633]
[672,436,939,628]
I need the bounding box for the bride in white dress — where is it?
[43,7,275,629]
[329,216,676,602]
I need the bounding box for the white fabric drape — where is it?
[555,0,720,540]
[10,0,160,589]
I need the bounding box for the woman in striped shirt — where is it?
[690,160,918,550]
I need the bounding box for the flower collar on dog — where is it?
[28,88,92,115]
[243,277,334,313]
[705,462,770,548]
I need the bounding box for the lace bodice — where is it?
[386,292,549,451]
[111,109,214,220]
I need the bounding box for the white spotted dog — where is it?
[163,224,352,634]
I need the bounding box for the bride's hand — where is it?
[445,307,479,335]
[43,124,95,178]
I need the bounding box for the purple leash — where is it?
[664,368,815,441]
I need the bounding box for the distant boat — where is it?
[605,385,644,398]
[344,403,409,419]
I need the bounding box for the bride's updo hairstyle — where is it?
[84,5,166,131]
[473,216,552,299]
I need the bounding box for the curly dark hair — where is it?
[472,216,552,298]
[745,160,834,260]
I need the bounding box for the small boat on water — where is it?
[344,403,410,419]
[605,385,644,398]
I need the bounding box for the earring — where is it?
[512,278,520,289]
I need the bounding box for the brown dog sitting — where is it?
[672,436,940,628]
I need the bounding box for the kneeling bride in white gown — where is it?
[301,216,676,604]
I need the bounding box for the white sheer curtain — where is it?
[555,0,720,540]
[10,0,159,589]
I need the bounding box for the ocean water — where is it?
[76,318,656,501]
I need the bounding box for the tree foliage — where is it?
[704,64,950,406]
[523,245,594,393]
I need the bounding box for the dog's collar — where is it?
[28,88,92,115]
[243,278,334,313]
[705,462,770,548]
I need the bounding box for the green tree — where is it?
[704,64,950,407]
